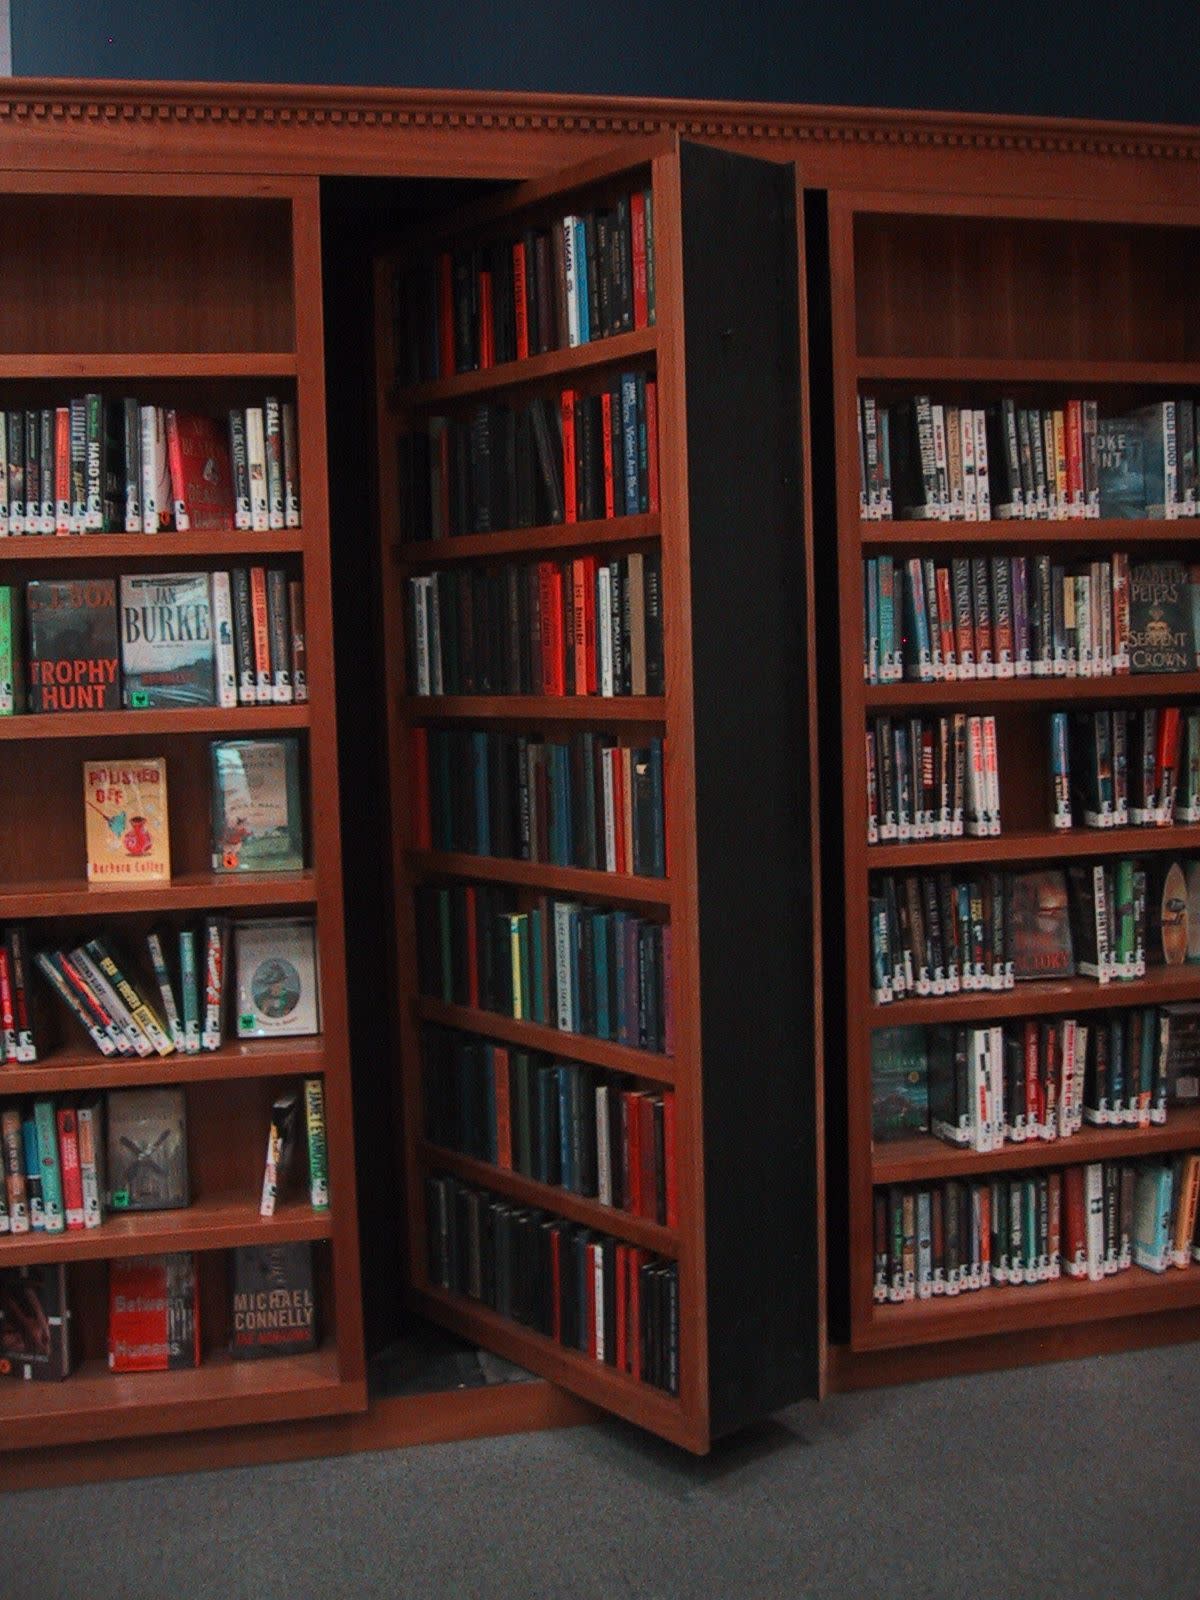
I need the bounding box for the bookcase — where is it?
[825,187,1200,1367]
[0,172,365,1449]
[373,139,820,1453]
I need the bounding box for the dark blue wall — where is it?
[12,0,1200,127]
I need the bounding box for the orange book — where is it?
[624,1089,642,1213]
[581,555,598,693]
[83,757,170,885]
[493,1045,512,1169]
[512,242,529,361]
[611,745,627,873]
[561,390,578,523]
[571,558,589,696]
[249,566,272,701]
[410,726,432,849]
[53,406,71,535]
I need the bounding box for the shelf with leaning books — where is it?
[0,1036,327,1096]
[395,511,660,566]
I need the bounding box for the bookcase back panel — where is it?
[854,214,1200,364]
[0,196,295,356]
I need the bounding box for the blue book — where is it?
[620,373,639,515]
[556,744,573,865]
[21,1116,44,1230]
[518,917,532,1030]
[594,913,611,1040]
[1097,407,1168,518]
[865,558,879,684]
[636,372,649,513]
[649,739,665,876]
[557,1065,573,1190]
[612,911,629,1043]
[1109,1019,1125,1120]
[471,731,490,856]
[1133,1162,1174,1271]
[573,218,590,344]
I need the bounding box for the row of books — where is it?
[0,1243,319,1380]
[406,551,664,700]
[411,728,667,878]
[868,861,1187,1004]
[401,378,659,540]
[866,713,998,844]
[395,188,655,383]
[416,883,672,1055]
[0,398,300,537]
[2,571,307,715]
[874,1154,1200,1305]
[422,1024,677,1224]
[870,1005,1200,1147]
[426,1173,678,1392]
[31,917,320,1059]
[1049,706,1200,832]
[863,554,1199,686]
[858,395,1199,522]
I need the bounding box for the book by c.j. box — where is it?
[26,578,120,713]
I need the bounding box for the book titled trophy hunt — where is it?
[210,737,304,873]
[83,757,170,885]
[26,578,120,712]
[234,918,320,1039]
[119,571,215,707]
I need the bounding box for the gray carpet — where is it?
[9,1343,1200,1599]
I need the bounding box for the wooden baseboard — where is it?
[1,1381,598,1492]
[826,1306,1200,1392]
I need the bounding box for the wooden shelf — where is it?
[0,1037,326,1095]
[0,352,298,380]
[406,694,667,723]
[0,1345,358,1451]
[415,995,676,1085]
[872,963,1200,1027]
[0,530,308,561]
[396,513,660,566]
[873,1107,1200,1184]
[860,518,1200,546]
[869,823,1200,869]
[0,1195,332,1267]
[393,327,657,408]
[1,869,317,919]
[0,705,310,740]
[858,1260,1200,1351]
[854,356,1200,386]
[864,672,1200,708]
[409,849,671,906]
[418,1140,679,1256]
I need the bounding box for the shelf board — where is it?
[396,513,660,566]
[864,672,1200,708]
[854,357,1200,386]
[2,869,317,919]
[0,1344,359,1451]
[0,1037,326,1095]
[413,1282,688,1447]
[872,963,1200,1027]
[418,1140,680,1256]
[406,694,666,723]
[0,705,309,740]
[860,518,1200,546]
[869,824,1200,869]
[0,530,308,561]
[0,353,298,381]
[415,995,676,1086]
[393,327,657,408]
[409,849,671,906]
[0,1195,331,1267]
[873,1107,1200,1184]
[858,1259,1200,1350]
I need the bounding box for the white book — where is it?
[931,404,950,518]
[76,1103,104,1230]
[595,1085,612,1206]
[1084,1162,1105,1281]
[69,945,151,1057]
[973,410,991,519]
[427,577,444,696]
[592,1243,605,1360]
[598,565,614,696]
[988,1025,1005,1148]
[264,395,285,530]
[601,749,617,872]
[140,405,162,533]
[966,716,987,837]
[960,408,977,521]
[563,217,581,348]
[210,572,239,709]
[1163,400,1179,519]
[410,577,431,696]
[245,406,270,532]
[553,902,574,1031]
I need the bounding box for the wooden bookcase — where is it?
[826,188,1200,1364]
[0,172,365,1450]
[373,139,820,1453]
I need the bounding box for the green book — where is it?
[529,907,546,1025]
[517,915,532,1027]
[871,1026,929,1140]
[179,928,201,1054]
[34,1099,65,1234]
[0,586,23,715]
[302,1077,329,1211]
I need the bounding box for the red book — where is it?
[249,566,272,700]
[638,1095,657,1221]
[0,947,14,1061]
[561,390,578,523]
[478,269,495,369]
[629,1247,643,1380]
[645,379,660,514]
[625,1090,643,1215]
[1156,705,1182,821]
[1023,1021,1040,1134]
[585,1241,598,1358]
[550,1227,562,1341]
[464,884,479,1010]
[437,252,455,376]
[600,391,616,519]
[512,242,530,361]
[614,1242,627,1371]
[611,745,627,874]
[935,567,956,671]
[165,412,234,532]
[1065,399,1084,513]
[493,1045,512,1169]
[1064,1165,1087,1277]
[630,191,649,331]
[581,555,598,694]
[537,562,563,695]
[108,1255,201,1372]
[571,559,589,696]
[54,406,71,534]
[662,1089,678,1227]
[410,726,432,849]
[56,1107,85,1230]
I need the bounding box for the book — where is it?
[83,757,171,885]
[105,1087,188,1211]
[1008,870,1075,980]
[234,918,321,1038]
[1128,561,1194,673]
[0,1263,74,1380]
[871,1027,929,1140]
[108,1253,200,1371]
[0,586,25,714]
[211,737,304,872]
[228,1242,317,1359]
[164,411,234,531]
[26,578,120,712]
[303,1077,329,1210]
[119,571,216,707]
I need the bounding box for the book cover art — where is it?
[0,1263,74,1380]
[0,586,25,716]
[234,918,320,1038]
[119,572,215,707]
[26,578,119,713]
[1159,1002,1200,1104]
[211,738,303,872]
[167,412,234,531]
[1154,859,1189,966]
[83,757,170,884]
[870,1026,929,1140]
[1096,413,1152,518]
[108,1252,200,1371]
[228,1241,317,1360]
[1129,561,1194,674]
[105,1086,188,1210]
[1008,870,1075,980]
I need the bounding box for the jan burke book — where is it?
[83,757,171,885]
[119,572,215,707]
[26,579,120,713]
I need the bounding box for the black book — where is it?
[1129,560,1194,674]
[0,1263,74,1381]
[26,577,120,712]
[228,1242,317,1360]
[644,551,664,695]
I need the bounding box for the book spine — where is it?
[266,568,293,704]
[264,395,285,529]
[0,1109,29,1233]
[76,1101,103,1228]
[281,401,302,527]
[250,566,273,701]
[202,918,225,1051]
[303,1076,330,1210]
[289,579,309,703]
[34,1100,64,1233]
[246,406,270,531]
[56,1106,86,1229]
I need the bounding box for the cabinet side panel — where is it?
[679,142,819,1433]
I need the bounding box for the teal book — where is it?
[33,1100,64,1234]
[871,1026,929,1140]
[179,928,201,1054]
[211,737,304,873]
[1096,408,1165,518]
[1133,1162,1174,1271]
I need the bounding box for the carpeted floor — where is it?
[9,1343,1200,1599]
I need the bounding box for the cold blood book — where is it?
[83,757,171,884]
[119,571,215,707]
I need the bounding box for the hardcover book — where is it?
[1158,1002,1200,1105]
[234,918,320,1038]
[870,1026,929,1139]
[0,586,25,715]
[1096,410,1163,518]
[26,578,120,713]
[108,1252,200,1371]
[105,1086,188,1211]
[1128,561,1194,674]
[1008,870,1075,980]
[228,1241,317,1359]
[164,411,234,531]
[0,1263,74,1380]
[83,757,171,885]
[211,738,303,872]
[119,572,215,707]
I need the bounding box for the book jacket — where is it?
[83,757,171,884]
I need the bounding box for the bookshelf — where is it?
[826,188,1200,1368]
[0,172,365,1449]
[373,140,819,1453]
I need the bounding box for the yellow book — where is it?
[1173,1152,1200,1267]
[83,757,171,885]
